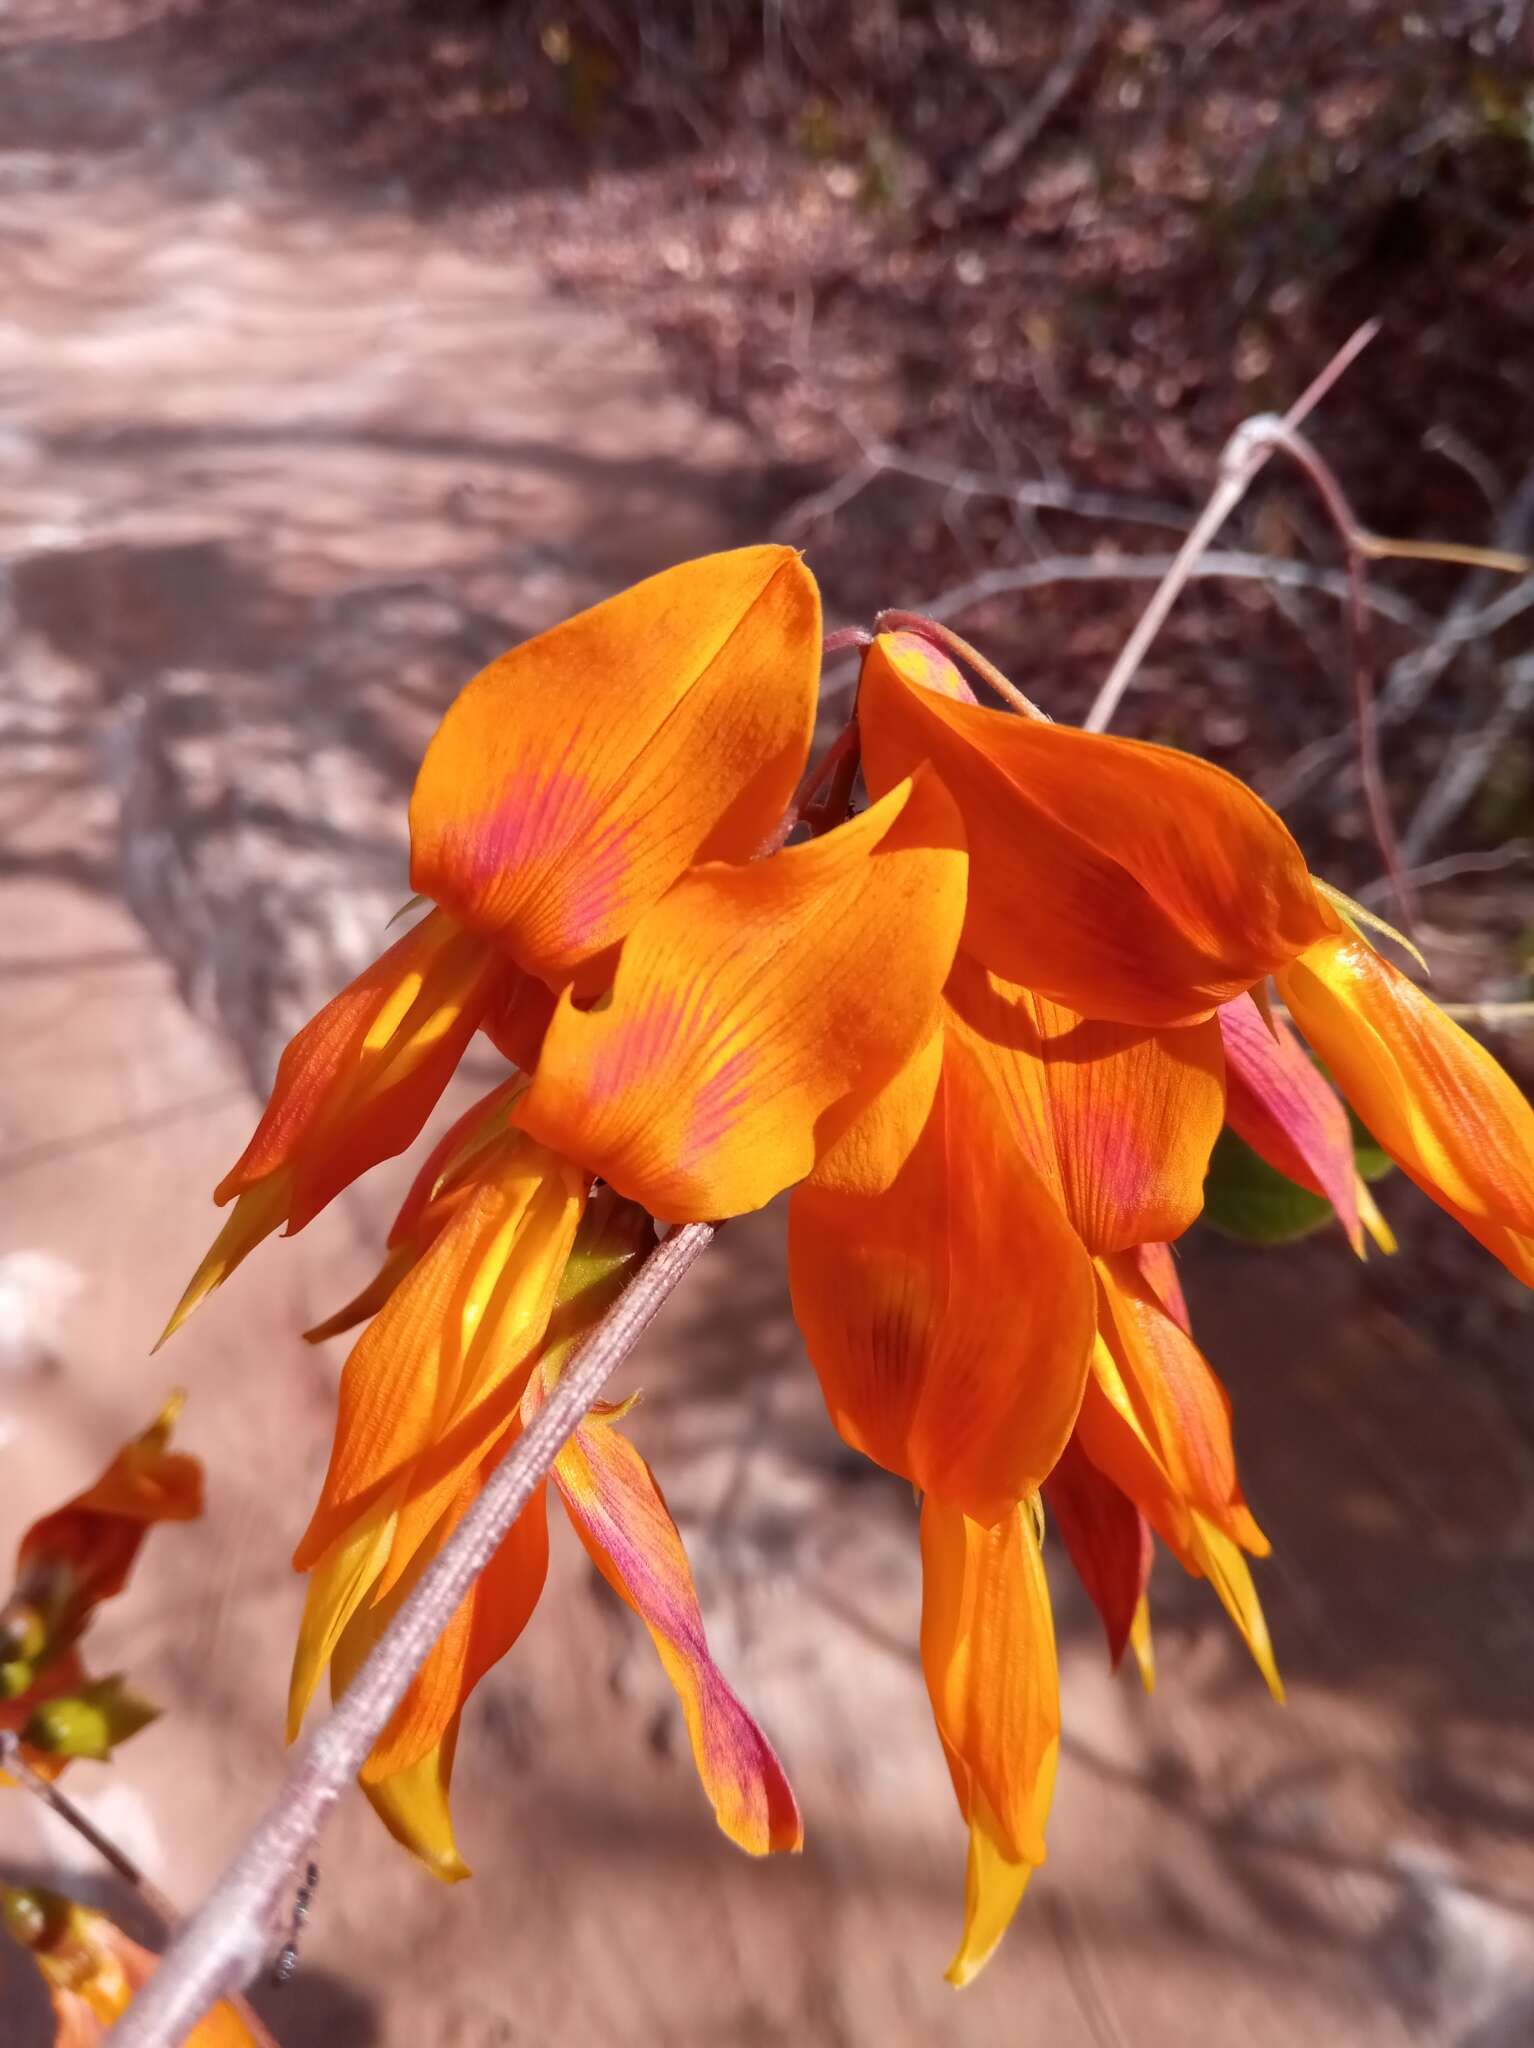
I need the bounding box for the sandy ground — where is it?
[2,10,1533,2046]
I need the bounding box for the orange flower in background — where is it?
[7,1395,202,1665]
[2,1396,201,1781]
[1,1887,258,2048]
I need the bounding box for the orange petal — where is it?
[352,1478,551,1786]
[858,632,1330,1026]
[1090,1253,1259,1548]
[355,1718,470,1884]
[919,1496,1060,1985]
[1131,1240,1190,1333]
[554,1412,801,1855]
[516,767,968,1220]
[164,911,501,1340]
[948,955,1225,1255]
[1220,992,1364,1253]
[291,1137,584,1578]
[1042,1436,1153,1671]
[410,547,821,980]
[218,909,497,1227]
[1277,929,1534,1284]
[789,1030,1095,1524]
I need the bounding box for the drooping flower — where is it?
[160,553,1534,1992]
[164,546,823,1336]
[293,1187,800,1875]
[1,1887,259,2048]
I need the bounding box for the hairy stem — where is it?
[106,1221,716,2048]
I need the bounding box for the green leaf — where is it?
[1201,1128,1338,1245]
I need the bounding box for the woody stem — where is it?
[105,1221,716,2048]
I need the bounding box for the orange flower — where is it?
[165,547,823,1336]
[292,1188,800,1876]
[411,546,820,980]
[1,1887,259,2047]
[157,560,1534,1991]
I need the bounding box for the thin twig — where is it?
[1244,419,1413,929]
[0,1732,176,1922]
[1083,319,1382,734]
[105,1222,716,2048]
[1357,839,1533,905]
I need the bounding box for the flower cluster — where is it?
[165,546,1534,1982]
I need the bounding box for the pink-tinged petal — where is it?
[553,1411,801,1855]
[411,547,821,980]
[1042,1437,1152,1671]
[516,768,968,1220]
[1131,1241,1190,1334]
[1220,992,1364,1253]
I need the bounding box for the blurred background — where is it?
[2,2,1533,2042]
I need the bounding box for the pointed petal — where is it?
[1128,1594,1156,1693]
[790,1031,1095,1524]
[858,632,1329,1025]
[1042,1437,1153,1671]
[1277,930,1534,1283]
[919,1496,1060,1984]
[157,1174,293,1348]
[1092,1253,1256,1541]
[947,1775,1058,1989]
[554,1412,801,1855]
[517,768,968,1220]
[358,1479,551,1782]
[1220,992,1364,1253]
[948,956,1225,1255]
[286,1491,399,1739]
[291,1140,583,1577]
[410,547,821,979]
[216,909,498,1231]
[358,1718,471,1884]
[1188,1513,1284,1702]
